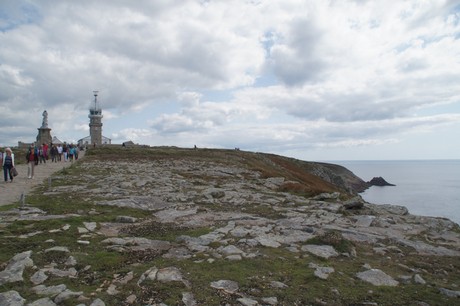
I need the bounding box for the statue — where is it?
[37,109,52,145]
[42,110,48,128]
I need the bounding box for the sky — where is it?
[1,0,460,161]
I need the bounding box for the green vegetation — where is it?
[306,230,355,253]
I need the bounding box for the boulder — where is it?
[343,197,365,210]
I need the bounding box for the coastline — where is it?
[335,159,460,225]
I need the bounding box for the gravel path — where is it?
[0,151,85,206]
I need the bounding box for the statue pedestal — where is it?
[37,128,52,145]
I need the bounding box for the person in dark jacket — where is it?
[3,147,15,183]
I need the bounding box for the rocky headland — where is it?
[0,146,459,305]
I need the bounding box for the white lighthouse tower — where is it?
[89,91,103,146]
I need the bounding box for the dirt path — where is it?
[0,151,85,206]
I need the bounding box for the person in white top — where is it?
[57,144,63,161]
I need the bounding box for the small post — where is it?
[20,192,25,207]
[48,177,52,188]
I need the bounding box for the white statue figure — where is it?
[42,110,48,128]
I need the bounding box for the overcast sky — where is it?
[1,0,459,161]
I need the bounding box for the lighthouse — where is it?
[89,91,103,146]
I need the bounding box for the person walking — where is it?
[57,144,63,161]
[39,145,46,164]
[63,143,68,162]
[33,144,39,165]
[2,147,15,183]
[26,145,36,179]
[43,143,49,161]
[69,145,76,162]
[50,144,58,162]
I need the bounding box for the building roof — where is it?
[78,135,111,142]
[52,136,63,144]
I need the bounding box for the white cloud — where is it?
[0,0,459,159]
[114,128,153,143]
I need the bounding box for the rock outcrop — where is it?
[368,176,396,186]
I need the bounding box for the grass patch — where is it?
[306,230,355,253]
[119,221,212,241]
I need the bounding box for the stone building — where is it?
[51,136,63,145]
[78,91,111,147]
[78,135,112,147]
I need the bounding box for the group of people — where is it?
[1,143,80,182]
[25,143,80,179]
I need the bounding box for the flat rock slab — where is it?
[83,222,97,231]
[353,215,375,227]
[157,267,190,287]
[32,284,67,296]
[210,280,239,294]
[101,237,171,251]
[45,246,70,253]
[314,266,335,280]
[0,251,33,286]
[0,290,26,306]
[301,245,339,259]
[28,297,57,306]
[356,269,399,286]
[439,288,460,298]
[255,235,281,248]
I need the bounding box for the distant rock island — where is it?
[368,176,396,187]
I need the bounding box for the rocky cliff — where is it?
[0,146,459,305]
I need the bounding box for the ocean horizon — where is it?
[333,159,460,226]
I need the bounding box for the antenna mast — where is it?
[93,90,99,110]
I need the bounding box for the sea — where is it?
[334,160,460,226]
